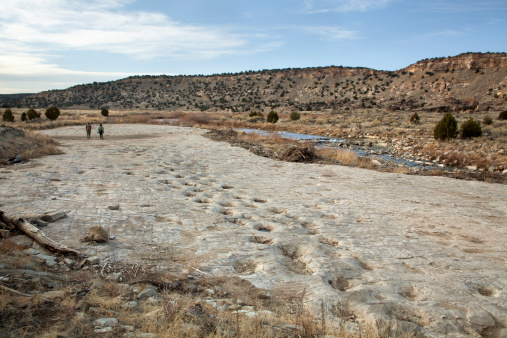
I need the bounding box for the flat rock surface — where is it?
[1,124,506,336]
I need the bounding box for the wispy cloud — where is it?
[303,0,394,13]
[413,0,507,13]
[417,30,464,39]
[0,1,249,60]
[0,0,279,92]
[296,26,360,40]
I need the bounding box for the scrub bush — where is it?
[2,108,14,122]
[434,113,457,141]
[290,111,301,121]
[267,111,279,123]
[461,118,482,138]
[45,106,60,120]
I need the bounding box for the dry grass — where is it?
[315,147,376,169]
[0,236,422,337]
[2,107,506,174]
[0,127,62,161]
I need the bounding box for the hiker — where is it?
[98,124,104,139]
[86,123,92,139]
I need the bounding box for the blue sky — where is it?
[0,0,505,94]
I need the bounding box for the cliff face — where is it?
[13,52,507,112]
[403,52,507,73]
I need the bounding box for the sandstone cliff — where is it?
[8,52,507,113]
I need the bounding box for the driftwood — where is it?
[15,218,82,256]
[0,269,70,281]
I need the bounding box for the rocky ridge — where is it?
[6,52,506,113]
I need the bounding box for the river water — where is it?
[236,128,453,172]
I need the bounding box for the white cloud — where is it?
[414,0,507,13]
[303,0,394,13]
[0,0,275,92]
[0,53,134,77]
[417,30,463,39]
[299,26,360,40]
[0,1,248,60]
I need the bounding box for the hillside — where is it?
[11,52,507,113]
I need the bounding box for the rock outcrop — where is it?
[5,52,505,113]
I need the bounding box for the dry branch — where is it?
[0,269,70,281]
[16,218,83,256]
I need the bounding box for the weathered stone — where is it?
[137,288,156,300]
[36,254,58,267]
[86,256,100,265]
[10,155,24,163]
[41,290,66,301]
[95,318,118,326]
[87,226,108,242]
[8,235,33,247]
[23,248,42,256]
[33,219,48,227]
[63,258,75,267]
[467,309,496,331]
[40,212,66,223]
[123,301,138,309]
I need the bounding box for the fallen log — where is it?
[0,268,70,281]
[16,218,83,257]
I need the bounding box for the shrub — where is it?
[45,106,60,120]
[483,115,493,125]
[499,110,507,120]
[461,118,482,138]
[2,108,14,122]
[410,112,420,124]
[290,111,301,121]
[21,112,27,121]
[26,107,40,120]
[249,111,263,118]
[266,111,279,123]
[101,108,109,117]
[434,112,457,141]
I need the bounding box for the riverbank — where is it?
[205,128,507,184]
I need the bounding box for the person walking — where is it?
[98,124,104,139]
[86,123,92,139]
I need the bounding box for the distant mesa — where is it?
[2,52,506,113]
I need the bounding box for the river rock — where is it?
[8,235,33,247]
[95,318,118,326]
[137,288,157,300]
[41,290,66,301]
[87,226,108,242]
[40,211,66,222]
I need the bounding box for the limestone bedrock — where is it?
[1,125,505,336]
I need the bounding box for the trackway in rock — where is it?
[1,124,506,336]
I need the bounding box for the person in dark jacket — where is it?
[98,124,104,139]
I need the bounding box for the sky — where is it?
[0,0,505,94]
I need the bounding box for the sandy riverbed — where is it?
[1,124,506,336]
